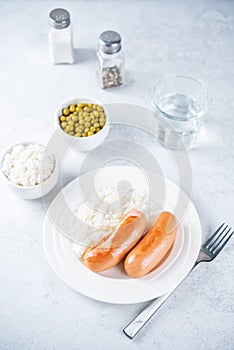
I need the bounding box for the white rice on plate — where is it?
[72,186,160,257]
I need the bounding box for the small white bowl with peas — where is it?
[56,98,110,152]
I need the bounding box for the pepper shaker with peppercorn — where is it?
[97,30,125,89]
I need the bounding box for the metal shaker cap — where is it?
[49,8,71,29]
[99,31,122,54]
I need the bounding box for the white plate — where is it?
[43,166,202,304]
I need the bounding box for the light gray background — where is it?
[0,1,234,349]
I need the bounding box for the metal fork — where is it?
[123,223,233,339]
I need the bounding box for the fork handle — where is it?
[123,290,173,339]
[123,261,200,339]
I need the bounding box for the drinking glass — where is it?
[151,74,209,149]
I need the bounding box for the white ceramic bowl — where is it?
[55,97,110,152]
[0,142,59,200]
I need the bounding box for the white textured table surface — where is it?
[1,1,234,349]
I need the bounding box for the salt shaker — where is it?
[48,8,74,64]
[97,31,125,89]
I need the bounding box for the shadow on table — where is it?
[73,48,96,64]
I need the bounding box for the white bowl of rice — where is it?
[0,142,58,199]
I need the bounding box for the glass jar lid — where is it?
[99,30,122,54]
[49,8,71,29]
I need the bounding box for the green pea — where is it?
[69,105,76,112]
[83,107,90,112]
[99,117,105,124]
[72,115,79,122]
[63,108,70,116]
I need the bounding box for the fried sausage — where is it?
[81,210,147,272]
[124,211,177,278]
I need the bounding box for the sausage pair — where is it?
[81,210,177,278]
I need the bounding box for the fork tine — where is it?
[203,223,226,248]
[213,229,234,256]
[210,227,232,251]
